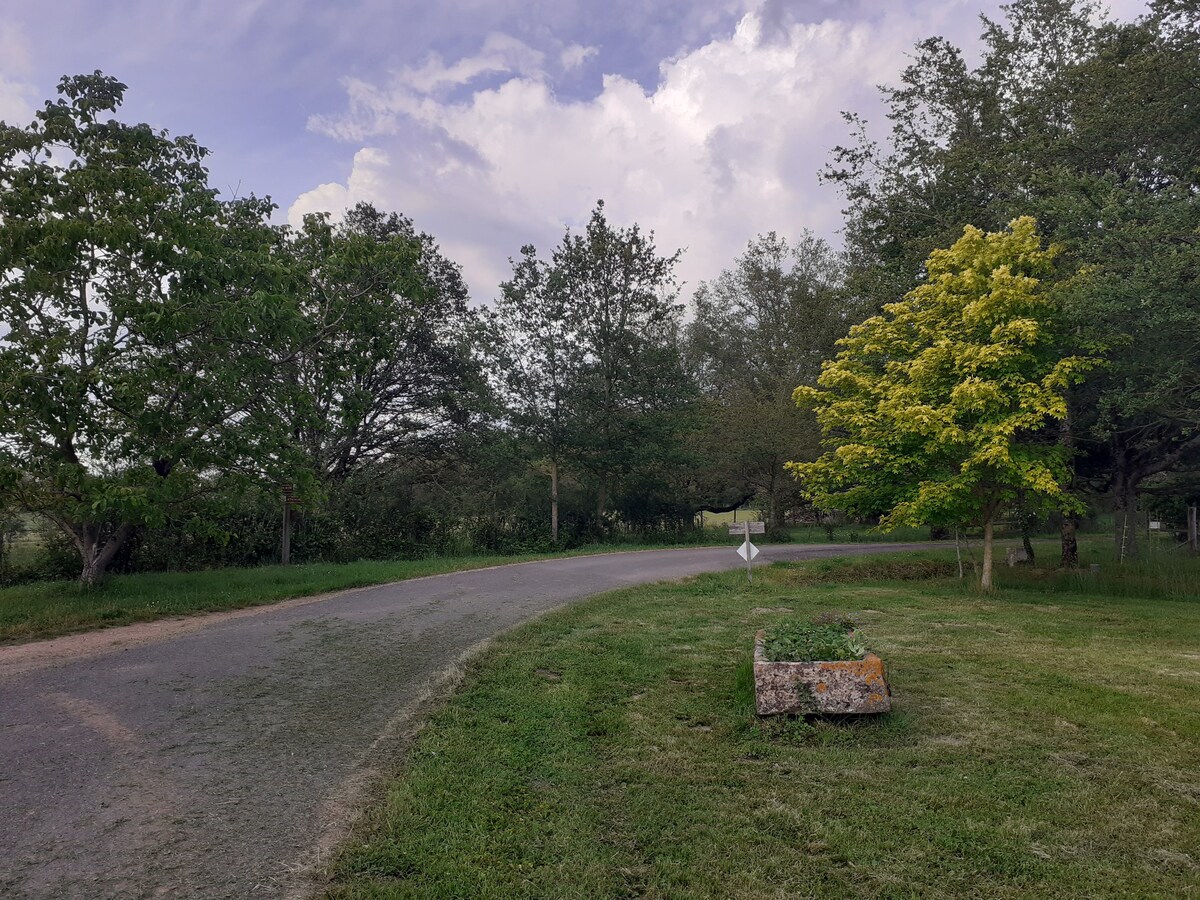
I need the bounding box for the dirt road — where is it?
[0,543,935,898]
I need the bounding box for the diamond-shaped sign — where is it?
[737,541,759,562]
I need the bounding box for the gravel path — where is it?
[0,543,936,899]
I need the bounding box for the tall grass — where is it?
[1001,541,1200,601]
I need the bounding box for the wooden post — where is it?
[745,520,752,584]
[550,458,559,543]
[281,498,291,566]
[1189,505,1198,555]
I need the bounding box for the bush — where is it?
[762,621,868,662]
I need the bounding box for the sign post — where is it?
[729,520,764,582]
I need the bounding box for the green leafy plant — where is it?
[762,621,867,662]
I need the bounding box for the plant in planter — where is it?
[754,619,891,716]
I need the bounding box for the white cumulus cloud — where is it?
[290,0,1129,302]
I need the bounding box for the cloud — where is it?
[0,76,36,127]
[288,0,1145,303]
[0,23,37,126]
[288,147,391,223]
[560,43,598,70]
[397,33,546,94]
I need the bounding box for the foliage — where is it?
[790,218,1096,588]
[762,620,866,662]
[282,203,483,485]
[686,232,852,528]
[0,73,299,584]
[487,201,695,533]
[825,0,1200,555]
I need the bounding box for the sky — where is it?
[0,0,1151,304]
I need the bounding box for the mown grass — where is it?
[325,552,1200,899]
[0,544,717,643]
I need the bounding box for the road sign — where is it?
[731,520,763,582]
[728,521,765,535]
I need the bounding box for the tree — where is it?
[488,245,580,542]
[557,202,692,520]
[490,201,693,533]
[824,0,1200,561]
[687,231,853,528]
[0,73,298,585]
[282,203,482,486]
[790,218,1096,590]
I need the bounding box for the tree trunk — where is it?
[1060,515,1079,568]
[1021,522,1036,565]
[550,457,559,543]
[1115,481,1139,562]
[78,523,134,587]
[596,472,607,521]
[981,514,995,592]
[1057,411,1077,569]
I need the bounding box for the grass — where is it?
[324,551,1200,899]
[0,544,719,643]
[695,513,937,544]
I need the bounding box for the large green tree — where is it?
[826,0,1200,560]
[687,231,852,529]
[282,203,482,486]
[488,245,580,541]
[489,202,694,533]
[558,202,693,519]
[791,219,1095,589]
[0,73,298,584]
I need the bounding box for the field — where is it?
[323,551,1200,899]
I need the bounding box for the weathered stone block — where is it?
[753,629,891,716]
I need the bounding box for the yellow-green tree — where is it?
[789,218,1095,589]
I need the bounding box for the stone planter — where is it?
[753,629,891,716]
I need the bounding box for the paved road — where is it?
[0,543,936,899]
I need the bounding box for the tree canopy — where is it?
[825,0,1200,557]
[0,73,298,584]
[791,218,1096,588]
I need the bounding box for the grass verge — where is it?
[324,552,1200,899]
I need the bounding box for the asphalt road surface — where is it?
[0,542,937,899]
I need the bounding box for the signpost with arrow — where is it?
[729,520,764,582]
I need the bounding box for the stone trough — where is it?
[753,629,891,716]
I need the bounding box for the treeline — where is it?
[824,0,1200,562]
[1,0,1198,586]
[0,75,848,584]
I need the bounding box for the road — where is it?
[0,542,936,899]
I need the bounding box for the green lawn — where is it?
[324,552,1200,899]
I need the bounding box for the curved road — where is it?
[0,543,935,898]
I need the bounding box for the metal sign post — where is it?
[729,520,764,582]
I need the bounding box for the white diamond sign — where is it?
[737,541,759,562]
